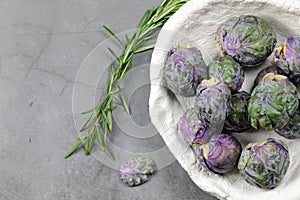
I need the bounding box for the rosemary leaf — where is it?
[87,128,97,153]
[103,25,124,48]
[135,44,155,54]
[103,147,115,160]
[118,86,130,115]
[125,34,130,44]
[109,63,114,75]
[95,125,105,150]
[84,135,90,155]
[80,108,96,115]
[80,112,97,132]
[101,110,109,127]
[138,10,150,31]
[105,105,117,112]
[104,123,108,145]
[107,47,121,63]
[81,103,101,115]
[64,138,82,159]
[107,110,113,132]
[113,96,122,105]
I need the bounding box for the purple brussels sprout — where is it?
[180,108,212,145]
[275,100,300,139]
[224,91,251,133]
[208,55,245,91]
[274,37,300,84]
[164,45,208,97]
[194,78,231,128]
[238,138,290,189]
[201,134,242,174]
[253,65,286,88]
[216,15,277,67]
[120,155,156,187]
[248,73,299,130]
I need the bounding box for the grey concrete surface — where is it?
[0,1,218,199]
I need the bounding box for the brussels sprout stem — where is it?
[202,77,220,87]
[262,72,287,81]
[274,41,286,60]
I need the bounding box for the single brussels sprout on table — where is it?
[224,91,251,133]
[208,55,245,91]
[194,78,231,129]
[238,138,290,189]
[275,101,300,139]
[274,37,300,84]
[216,15,277,67]
[164,45,208,97]
[253,65,286,88]
[120,155,156,187]
[248,73,299,130]
[201,134,242,174]
[180,108,212,145]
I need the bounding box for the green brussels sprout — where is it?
[208,55,245,91]
[164,45,208,97]
[275,101,300,139]
[224,91,251,132]
[194,78,231,127]
[248,73,298,130]
[180,108,212,145]
[120,155,156,187]
[253,65,286,88]
[201,134,242,174]
[216,15,277,67]
[274,37,300,84]
[238,138,290,189]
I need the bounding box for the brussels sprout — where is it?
[274,37,300,84]
[120,155,156,187]
[238,138,290,189]
[216,15,277,67]
[201,134,242,174]
[253,65,286,88]
[224,91,251,132]
[208,55,245,91]
[180,108,212,145]
[194,78,231,127]
[164,45,208,97]
[248,73,298,130]
[275,101,300,139]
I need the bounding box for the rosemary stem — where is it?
[65,0,189,159]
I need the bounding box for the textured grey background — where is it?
[0,0,217,199]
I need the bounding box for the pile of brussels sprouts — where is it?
[164,15,300,190]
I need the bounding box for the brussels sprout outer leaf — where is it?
[120,155,156,187]
[238,138,290,189]
[224,91,251,132]
[216,15,277,67]
[253,65,286,88]
[195,78,231,129]
[274,37,300,84]
[275,102,300,139]
[248,73,298,130]
[180,108,212,145]
[165,46,208,97]
[201,134,242,174]
[208,56,245,91]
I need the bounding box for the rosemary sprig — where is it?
[65,0,189,159]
